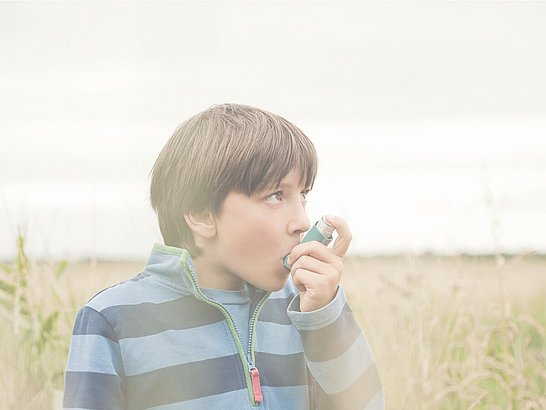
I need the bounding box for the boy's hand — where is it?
[287,215,351,312]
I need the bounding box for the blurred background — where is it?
[1,1,545,261]
[1,2,545,409]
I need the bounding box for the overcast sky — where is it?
[2,1,545,127]
[1,1,545,259]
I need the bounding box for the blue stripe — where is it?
[259,296,293,325]
[124,355,245,409]
[299,304,361,362]
[119,322,236,376]
[99,295,224,339]
[72,306,117,343]
[256,352,307,387]
[65,334,123,376]
[63,371,125,409]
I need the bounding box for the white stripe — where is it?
[87,275,182,310]
[119,322,235,376]
[147,386,310,410]
[364,389,385,410]
[306,334,374,394]
[63,408,97,410]
[147,389,248,410]
[269,279,298,300]
[287,285,347,330]
[65,334,122,376]
[261,385,309,410]
[255,321,304,355]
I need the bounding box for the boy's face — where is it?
[195,169,311,292]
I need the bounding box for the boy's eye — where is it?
[265,191,283,204]
[265,189,310,205]
[300,190,310,203]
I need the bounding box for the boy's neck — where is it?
[192,256,245,291]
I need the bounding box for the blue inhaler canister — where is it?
[283,216,336,270]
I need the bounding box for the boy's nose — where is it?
[288,203,311,236]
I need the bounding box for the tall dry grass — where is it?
[343,254,546,409]
[0,232,75,409]
[1,234,545,409]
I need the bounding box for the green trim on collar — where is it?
[153,242,186,256]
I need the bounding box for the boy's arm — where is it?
[63,306,126,410]
[286,216,384,409]
[287,285,384,409]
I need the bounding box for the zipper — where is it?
[246,291,270,404]
[249,365,263,403]
[182,259,270,406]
[247,291,270,364]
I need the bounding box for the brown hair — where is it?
[149,103,318,256]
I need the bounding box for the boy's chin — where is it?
[265,282,288,292]
[253,275,289,293]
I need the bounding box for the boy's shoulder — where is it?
[81,267,299,325]
[85,270,189,314]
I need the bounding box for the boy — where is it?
[63,104,384,409]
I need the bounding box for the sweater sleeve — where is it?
[287,286,384,409]
[63,306,126,410]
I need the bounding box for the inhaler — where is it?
[283,216,336,270]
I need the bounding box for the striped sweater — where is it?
[63,243,384,409]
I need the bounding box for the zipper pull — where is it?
[249,366,263,403]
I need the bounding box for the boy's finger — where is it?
[324,215,352,257]
[288,241,332,265]
[290,254,330,276]
[291,268,315,292]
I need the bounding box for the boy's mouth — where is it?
[282,242,300,259]
[281,241,301,270]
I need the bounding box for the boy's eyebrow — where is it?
[270,181,309,191]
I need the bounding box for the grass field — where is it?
[343,254,546,409]
[1,238,545,409]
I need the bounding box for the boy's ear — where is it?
[184,211,217,239]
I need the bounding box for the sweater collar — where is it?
[144,242,198,293]
[144,243,268,303]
